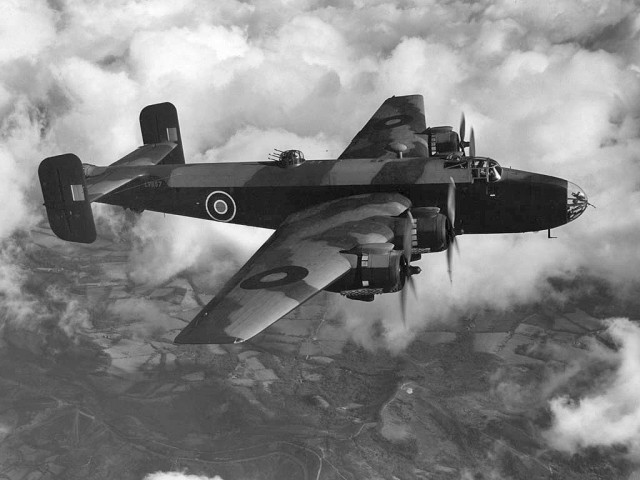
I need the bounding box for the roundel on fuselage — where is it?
[205,190,236,222]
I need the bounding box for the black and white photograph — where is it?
[1,1,640,479]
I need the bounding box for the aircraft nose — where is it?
[567,182,588,222]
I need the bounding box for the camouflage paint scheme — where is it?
[39,96,589,343]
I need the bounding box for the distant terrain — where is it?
[0,224,636,479]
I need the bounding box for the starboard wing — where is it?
[174,193,411,344]
[338,95,428,160]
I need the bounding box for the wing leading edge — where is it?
[338,95,428,160]
[174,193,411,344]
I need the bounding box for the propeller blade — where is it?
[470,128,476,157]
[402,210,414,265]
[400,283,408,327]
[408,274,418,299]
[447,177,458,284]
[398,209,423,326]
[447,177,456,228]
[459,113,466,146]
[447,242,454,284]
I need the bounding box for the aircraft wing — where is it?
[338,95,428,160]
[174,193,411,344]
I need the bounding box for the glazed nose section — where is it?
[567,182,588,222]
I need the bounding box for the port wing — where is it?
[174,193,411,344]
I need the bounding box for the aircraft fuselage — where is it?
[96,156,586,235]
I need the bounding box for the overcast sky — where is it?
[2,0,640,465]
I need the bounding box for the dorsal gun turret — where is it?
[268,149,306,168]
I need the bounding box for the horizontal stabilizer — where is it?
[38,154,96,243]
[109,142,176,167]
[139,102,185,165]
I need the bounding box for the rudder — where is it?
[38,154,96,244]
[139,102,185,165]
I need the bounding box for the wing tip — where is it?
[174,329,244,345]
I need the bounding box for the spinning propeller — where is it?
[446,177,459,283]
[398,178,460,324]
[459,113,476,157]
[397,114,472,323]
[399,209,421,326]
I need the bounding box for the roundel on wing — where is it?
[372,114,413,131]
[240,266,309,290]
[205,191,236,222]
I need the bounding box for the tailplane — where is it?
[38,102,184,244]
[38,154,96,243]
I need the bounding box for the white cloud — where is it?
[195,126,340,162]
[0,98,45,237]
[107,298,177,339]
[127,212,269,290]
[129,24,260,87]
[143,472,224,480]
[485,0,635,44]
[0,0,56,62]
[545,318,640,458]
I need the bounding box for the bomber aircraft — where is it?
[38,95,589,344]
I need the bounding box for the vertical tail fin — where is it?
[139,102,185,165]
[38,154,96,243]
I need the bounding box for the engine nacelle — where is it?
[424,126,460,156]
[326,243,407,299]
[412,207,452,253]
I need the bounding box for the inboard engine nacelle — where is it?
[411,207,453,254]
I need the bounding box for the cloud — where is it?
[0,0,56,63]
[143,472,224,480]
[545,318,640,458]
[106,298,175,339]
[126,212,270,290]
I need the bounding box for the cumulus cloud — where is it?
[545,318,640,458]
[106,297,176,339]
[0,0,56,63]
[0,237,93,357]
[0,0,638,356]
[126,212,269,289]
[143,472,224,480]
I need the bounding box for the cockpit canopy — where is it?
[471,157,502,182]
[444,155,502,182]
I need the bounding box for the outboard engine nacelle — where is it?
[423,126,460,156]
[327,243,407,300]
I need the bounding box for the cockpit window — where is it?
[443,152,466,169]
[472,158,502,182]
[444,155,502,182]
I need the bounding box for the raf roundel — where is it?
[205,190,236,222]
